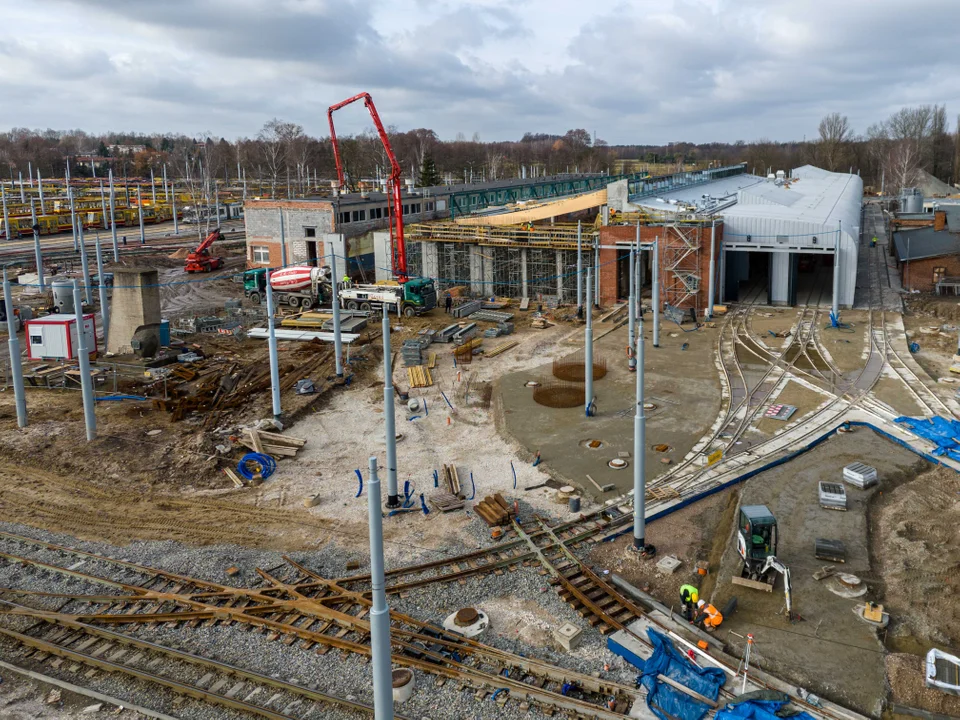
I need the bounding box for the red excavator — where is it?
[184,228,224,273]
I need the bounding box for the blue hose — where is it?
[237,453,277,480]
[491,688,509,701]
[419,493,429,515]
[510,461,517,490]
[433,469,439,488]
[440,390,453,409]
[354,468,363,497]
[423,399,428,416]
[468,472,476,500]
[403,481,416,508]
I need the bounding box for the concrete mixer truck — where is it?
[243,265,331,309]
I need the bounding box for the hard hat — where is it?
[691,591,699,604]
[697,599,705,608]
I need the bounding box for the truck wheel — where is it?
[289,296,303,308]
[249,292,261,305]
[359,302,371,312]
[347,300,359,310]
[403,305,416,318]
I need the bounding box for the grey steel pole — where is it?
[4,270,27,428]
[382,312,400,508]
[652,236,660,348]
[329,249,344,377]
[576,220,583,314]
[172,183,179,235]
[138,189,146,245]
[68,184,78,252]
[585,267,594,417]
[99,181,107,229]
[593,242,600,306]
[37,169,44,214]
[628,224,637,372]
[633,313,647,551]
[706,220,717,320]
[1,185,9,242]
[243,169,247,203]
[95,237,109,344]
[265,270,282,419]
[150,168,156,206]
[832,220,841,319]
[109,169,118,261]
[78,217,91,305]
[28,162,32,187]
[279,209,287,266]
[163,165,168,201]
[19,172,25,202]
[214,184,221,226]
[366,456,395,720]
[31,203,44,293]
[71,280,96,441]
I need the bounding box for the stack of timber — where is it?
[474,493,516,527]
[407,365,433,388]
[441,464,461,495]
[486,340,519,358]
[239,428,307,458]
[429,493,465,512]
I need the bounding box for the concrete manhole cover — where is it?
[643,402,657,410]
[525,381,540,387]
[580,439,604,449]
[607,458,628,469]
[826,572,868,598]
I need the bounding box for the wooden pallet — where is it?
[429,493,465,512]
[647,485,681,502]
[441,464,461,495]
[407,365,433,388]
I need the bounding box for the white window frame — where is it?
[252,246,270,265]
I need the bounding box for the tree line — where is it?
[1,106,958,197]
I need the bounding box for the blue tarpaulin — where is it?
[716,699,816,720]
[639,629,726,720]
[895,416,960,462]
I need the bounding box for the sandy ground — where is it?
[754,379,831,435]
[711,428,930,717]
[0,669,151,719]
[885,652,960,716]
[261,317,594,566]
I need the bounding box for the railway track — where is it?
[0,528,646,719]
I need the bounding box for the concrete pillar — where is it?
[556,250,564,301]
[706,220,716,319]
[521,248,528,299]
[468,245,484,295]
[482,252,493,298]
[421,242,439,289]
[106,268,161,355]
[770,252,790,305]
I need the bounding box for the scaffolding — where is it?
[406,241,423,277]
[491,247,523,297]
[436,242,470,292]
[527,248,557,299]
[659,221,703,313]
[406,222,595,250]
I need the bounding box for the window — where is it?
[403,205,409,215]
[252,246,270,264]
[426,202,434,212]
[30,334,42,345]
[352,211,360,222]
[934,266,947,284]
[358,210,366,221]
[339,211,351,224]
[304,227,316,238]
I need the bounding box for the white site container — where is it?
[843,462,878,489]
[818,481,847,511]
[25,313,97,361]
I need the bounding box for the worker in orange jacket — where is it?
[695,599,723,630]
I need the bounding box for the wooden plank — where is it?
[586,474,615,493]
[245,428,264,454]
[655,674,718,708]
[223,468,245,488]
[731,576,773,592]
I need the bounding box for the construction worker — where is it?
[342,273,350,287]
[871,235,878,248]
[444,292,453,314]
[679,584,699,621]
[694,599,723,631]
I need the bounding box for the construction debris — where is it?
[441,464,461,495]
[402,337,433,367]
[452,300,482,318]
[486,340,519,357]
[238,428,307,458]
[429,493,465,512]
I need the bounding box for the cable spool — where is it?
[237,452,277,481]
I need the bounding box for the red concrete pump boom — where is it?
[327,92,407,281]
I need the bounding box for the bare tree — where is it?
[817,112,851,171]
[886,140,921,194]
[257,119,302,197]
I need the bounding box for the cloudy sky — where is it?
[2,0,959,144]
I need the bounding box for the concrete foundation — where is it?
[107,268,161,355]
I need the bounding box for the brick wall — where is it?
[900,254,960,292]
[244,201,335,268]
[598,222,723,313]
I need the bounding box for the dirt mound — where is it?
[886,653,960,715]
[873,464,960,648]
[168,247,190,259]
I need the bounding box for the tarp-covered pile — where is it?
[716,695,816,720]
[638,629,726,720]
[894,416,960,461]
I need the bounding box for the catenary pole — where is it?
[652,236,660,348]
[138,188,146,245]
[366,457,395,720]
[328,248,344,377]
[576,220,583,316]
[109,169,118,261]
[633,312,647,551]
[31,203,44,293]
[382,312,400,508]
[71,281,96,441]
[1,185,9,242]
[4,269,27,428]
[628,222,638,371]
[266,270,282,419]
[706,219,717,320]
[95,236,109,345]
[78,216,91,305]
[832,220,841,319]
[585,267,594,417]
